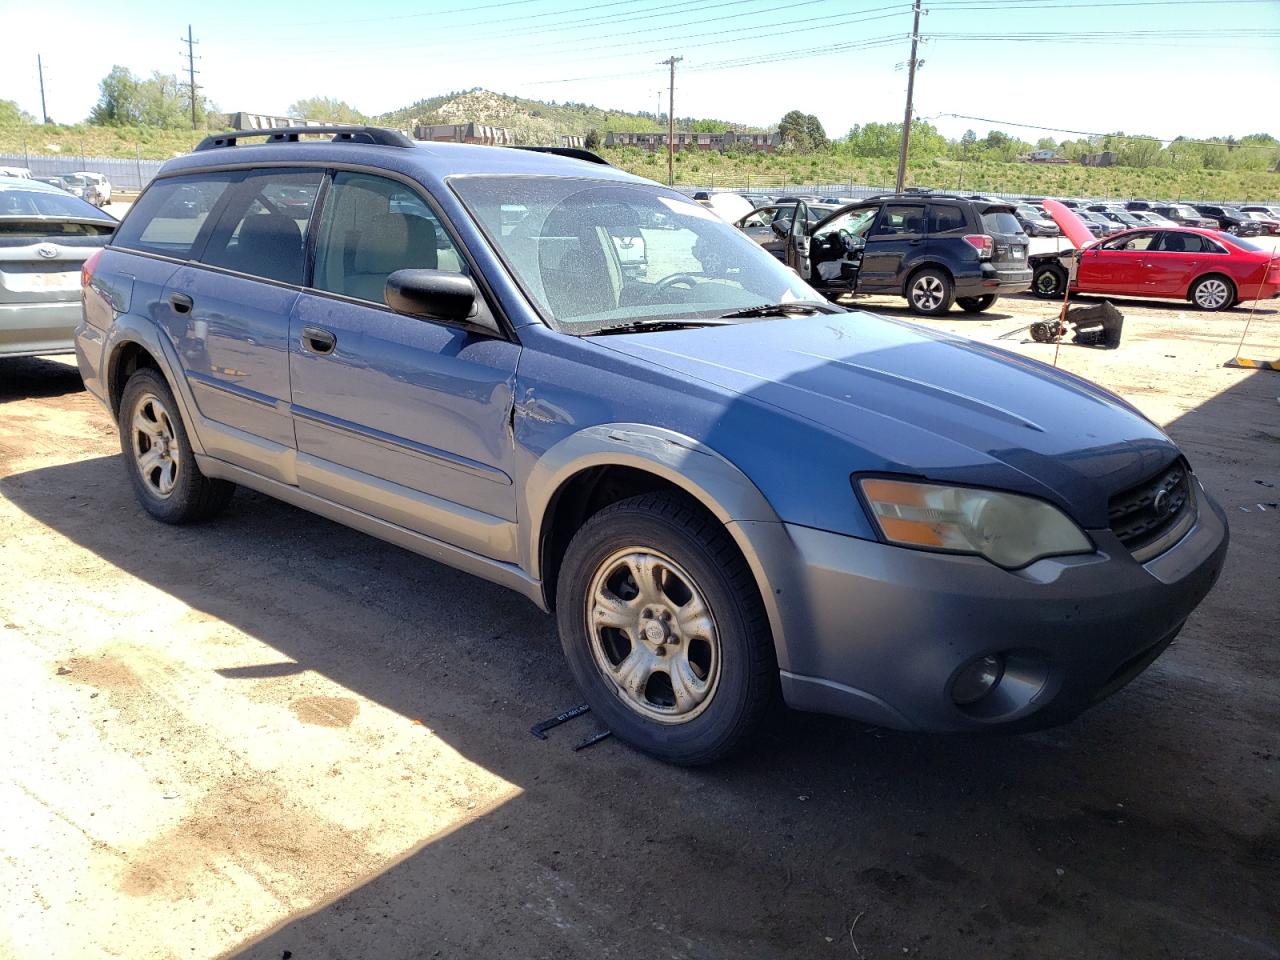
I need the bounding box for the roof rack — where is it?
[195,125,415,152]
[509,145,611,166]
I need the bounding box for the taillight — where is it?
[963,234,994,259]
[81,248,104,289]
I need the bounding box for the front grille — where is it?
[1108,461,1193,555]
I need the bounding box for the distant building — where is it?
[227,112,331,130]
[1021,148,1066,163]
[414,123,513,145]
[1081,151,1117,167]
[604,130,779,153]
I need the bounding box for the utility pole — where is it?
[659,56,682,187]
[181,25,200,131]
[894,0,922,193]
[37,54,48,124]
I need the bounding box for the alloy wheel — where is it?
[1035,270,1061,297]
[585,547,721,724]
[1194,278,1230,310]
[911,275,945,311]
[131,393,180,498]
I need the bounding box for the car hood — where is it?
[597,312,1177,527]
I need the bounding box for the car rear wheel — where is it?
[1032,263,1067,299]
[119,368,234,524]
[957,294,999,313]
[1190,274,1235,311]
[555,492,776,765]
[906,268,955,316]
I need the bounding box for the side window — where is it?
[872,204,925,237]
[1103,231,1157,252]
[112,174,235,259]
[198,170,323,285]
[313,172,466,304]
[1155,233,1215,254]
[927,204,966,234]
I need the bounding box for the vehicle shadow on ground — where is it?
[1003,291,1280,316]
[3,374,1277,959]
[835,296,1020,323]
[0,356,85,401]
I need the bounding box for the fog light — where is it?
[952,654,1005,705]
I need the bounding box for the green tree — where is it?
[89,66,141,125]
[89,66,210,128]
[778,110,812,151]
[288,97,368,123]
[584,128,600,151]
[0,99,35,126]
[803,114,827,150]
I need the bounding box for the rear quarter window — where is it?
[927,204,966,234]
[981,211,1023,235]
[112,174,235,259]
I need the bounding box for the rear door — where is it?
[859,202,922,292]
[1143,231,1216,296]
[158,169,324,479]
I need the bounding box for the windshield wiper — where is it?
[587,318,737,336]
[717,301,840,319]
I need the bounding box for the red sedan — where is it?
[1031,227,1280,311]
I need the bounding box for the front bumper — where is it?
[777,484,1228,732]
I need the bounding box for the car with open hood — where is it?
[75,126,1228,763]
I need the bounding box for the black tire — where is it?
[1189,274,1236,312]
[1032,263,1067,300]
[118,368,234,524]
[555,492,776,765]
[905,267,955,316]
[957,294,999,313]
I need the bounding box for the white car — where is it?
[0,166,34,179]
[74,171,111,206]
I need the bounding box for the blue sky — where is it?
[4,0,1278,143]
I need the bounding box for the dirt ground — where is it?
[1,291,1277,960]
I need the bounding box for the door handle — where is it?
[301,326,337,355]
[168,292,193,314]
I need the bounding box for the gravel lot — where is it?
[1,288,1277,960]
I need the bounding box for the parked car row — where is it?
[1,167,112,207]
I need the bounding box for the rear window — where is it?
[981,211,1022,235]
[113,174,236,259]
[0,186,110,221]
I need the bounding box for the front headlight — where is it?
[857,477,1093,569]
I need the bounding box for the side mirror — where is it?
[771,219,791,238]
[385,269,499,335]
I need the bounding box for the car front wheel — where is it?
[906,268,955,316]
[1190,274,1235,311]
[555,492,776,765]
[1032,263,1067,299]
[119,368,234,523]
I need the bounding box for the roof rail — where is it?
[509,145,612,166]
[195,125,415,152]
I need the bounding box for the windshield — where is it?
[0,186,113,220]
[1015,206,1043,218]
[453,176,823,333]
[1172,206,1199,218]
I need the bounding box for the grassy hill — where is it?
[376,88,760,143]
[606,148,1280,202]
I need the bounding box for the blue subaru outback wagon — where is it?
[76,127,1228,763]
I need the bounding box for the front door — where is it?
[1077,230,1159,294]
[288,170,521,562]
[859,203,924,292]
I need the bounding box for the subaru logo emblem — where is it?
[36,244,58,259]
[1152,490,1170,517]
